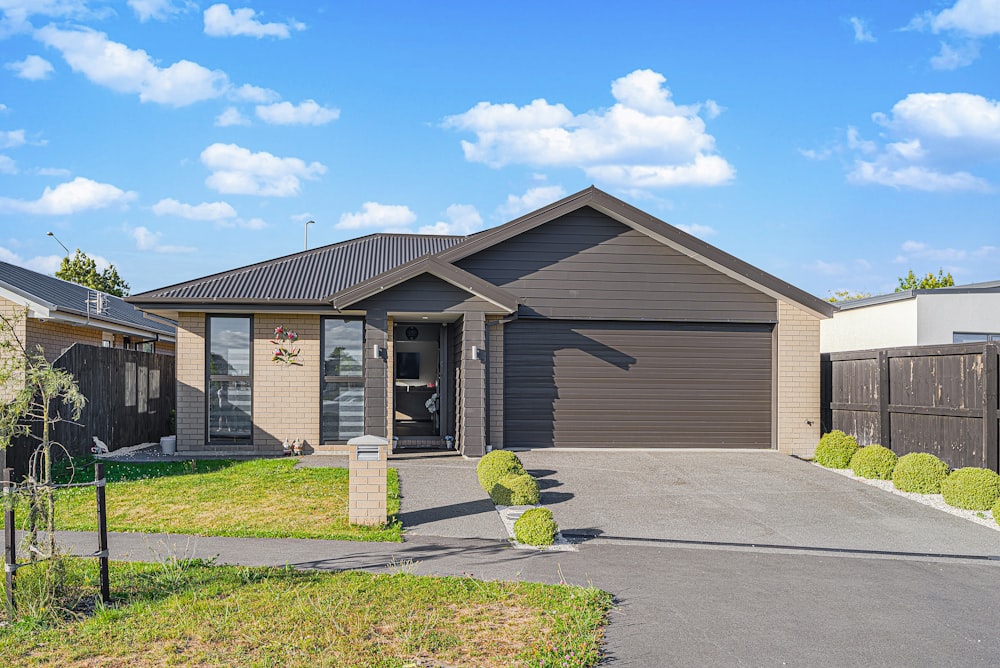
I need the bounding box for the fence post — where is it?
[94,463,110,604]
[878,350,892,448]
[983,344,998,473]
[3,467,14,612]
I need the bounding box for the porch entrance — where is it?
[393,322,450,447]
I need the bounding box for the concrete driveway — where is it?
[514,449,1000,557]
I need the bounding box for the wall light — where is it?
[470,345,479,360]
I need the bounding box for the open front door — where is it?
[393,323,448,446]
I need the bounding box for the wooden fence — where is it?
[821,342,999,471]
[4,345,176,475]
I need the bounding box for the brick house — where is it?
[129,187,833,458]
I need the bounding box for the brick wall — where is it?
[487,316,504,450]
[0,297,27,402]
[776,300,821,456]
[252,314,321,454]
[25,318,105,363]
[175,313,206,452]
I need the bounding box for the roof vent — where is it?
[86,290,110,317]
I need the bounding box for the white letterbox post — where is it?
[347,435,388,526]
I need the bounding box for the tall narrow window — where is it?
[208,316,252,443]
[322,318,364,443]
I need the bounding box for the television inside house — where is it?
[396,352,420,380]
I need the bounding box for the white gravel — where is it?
[817,464,1000,532]
[495,505,576,551]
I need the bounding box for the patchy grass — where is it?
[8,458,401,541]
[0,558,613,667]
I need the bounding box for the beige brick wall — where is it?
[776,300,822,457]
[487,316,504,450]
[25,318,105,363]
[175,313,206,452]
[0,297,27,401]
[252,314,320,454]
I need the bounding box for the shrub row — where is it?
[816,431,1000,520]
[477,450,557,546]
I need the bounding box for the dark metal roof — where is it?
[128,234,465,304]
[0,261,174,335]
[836,280,1000,310]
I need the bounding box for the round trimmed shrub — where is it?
[992,497,1000,527]
[476,450,525,493]
[814,430,859,469]
[490,473,541,506]
[892,453,950,494]
[941,467,1000,511]
[849,444,898,480]
[514,507,558,546]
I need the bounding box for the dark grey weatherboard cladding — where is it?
[456,208,777,322]
[504,320,773,448]
[352,273,499,314]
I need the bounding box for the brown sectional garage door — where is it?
[503,320,773,448]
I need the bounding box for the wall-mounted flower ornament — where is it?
[271,325,301,365]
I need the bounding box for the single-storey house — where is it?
[821,281,1000,353]
[0,260,176,362]
[128,187,833,458]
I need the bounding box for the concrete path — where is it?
[53,529,1000,666]
[515,450,1000,557]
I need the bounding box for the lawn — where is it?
[30,457,401,541]
[0,558,613,667]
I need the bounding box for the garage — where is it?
[503,319,773,448]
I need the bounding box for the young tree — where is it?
[826,290,872,303]
[55,249,130,297]
[896,269,955,292]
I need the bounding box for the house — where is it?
[0,260,176,362]
[128,187,834,458]
[820,281,1000,353]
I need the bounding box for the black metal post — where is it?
[3,467,14,612]
[94,463,110,604]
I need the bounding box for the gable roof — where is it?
[330,257,519,312]
[835,280,1000,311]
[0,261,174,337]
[128,233,464,306]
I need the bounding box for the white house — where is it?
[821,281,1000,353]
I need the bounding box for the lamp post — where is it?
[46,231,70,256]
[304,220,315,251]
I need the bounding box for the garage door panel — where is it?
[504,320,773,448]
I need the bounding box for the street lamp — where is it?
[304,220,315,251]
[46,231,70,256]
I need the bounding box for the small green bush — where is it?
[476,450,525,493]
[814,430,859,468]
[849,444,898,480]
[514,507,558,546]
[490,472,541,506]
[892,453,950,494]
[941,467,1000,510]
[992,497,1000,527]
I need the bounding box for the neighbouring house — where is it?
[128,187,834,458]
[0,260,176,361]
[821,281,1000,353]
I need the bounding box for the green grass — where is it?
[0,558,613,667]
[9,458,401,542]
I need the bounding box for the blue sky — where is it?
[0,1,997,298]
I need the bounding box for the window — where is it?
[208,316,252,443]
[322,318,364,443]
[953,332,1000,343]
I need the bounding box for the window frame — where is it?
[206,314,254,445]
[953,332,1000,343]
[320,316,365,444]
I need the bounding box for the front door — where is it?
[393,323,444,438]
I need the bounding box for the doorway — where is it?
[393,323,447,443]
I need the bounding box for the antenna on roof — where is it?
[86,290,110,318]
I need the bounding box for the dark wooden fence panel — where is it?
[822,343,999,471]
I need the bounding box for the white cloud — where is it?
[911,0,1000,37]
[203,3,305,39]
[127,0,190,22]
[255,100,339,125]
[849,17,876,43]
[336,202,417,230]
[846,93,1000,192]
[34,166,71,177]
[930,41,981,69]
[152,197,237,221]
[895,239,995,263]
[130,225,196,253]
[215,107,250,127]
[0,129,26,149]
[0,155,16,174]
[0,246,62,274]
[496,185,567,219]
[675,223,717,237]
[6,54,54,80]
[222,217,266,230]
[444,69,734,189]
[798,147,833,161]
[231,83,279,103]
[0,177,136,215]
[0,0,91,37]
[418,204,483,236]
[36,25,229,107]
[200,143,327,197]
